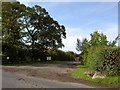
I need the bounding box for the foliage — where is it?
[89,31,108,46]
[95,47,120,76]
[22,5,66,50]
[2,2,66,63]
[108,35,120,47]
[2,41,28,63]
[2,2,26,46]
[76,31,120,76]
[76,38,89,64]
[76,31,109,65]
[47,49,75,61]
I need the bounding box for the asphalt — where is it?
[2,71,93,88]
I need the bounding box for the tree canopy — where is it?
[2,2,66,62]
[76,31,119,53]
[76,31,119,65]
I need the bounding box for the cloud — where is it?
[98,24,118,46]
[60,36,81,53]
[18,1,118,52]
[60,27,87,53]
[60,23,118,53]
[98,23,118,41]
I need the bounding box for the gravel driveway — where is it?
[2,61,114,88]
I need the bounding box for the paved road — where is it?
[2,71,93,88]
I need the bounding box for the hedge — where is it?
[96,47,120,76]
[86,47,120,76]
[47,49,75,61]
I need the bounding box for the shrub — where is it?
[96,47,120,76]
[86,46,103,70]
[47,49,75,61]
[85,46,120,76]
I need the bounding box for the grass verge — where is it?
[70,65,119,86]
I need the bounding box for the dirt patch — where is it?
[2,63,119,88]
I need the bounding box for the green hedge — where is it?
[47,49,75,61]
[96,47,120,76]
[86,47,120,76]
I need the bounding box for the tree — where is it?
[108,34,120,47]
[2,2,28,62]
[2,2,66,62]
[76,38,81,52]
[76,38,89,64]
[89,31,108,47]
[22,5,66,50]
[21,5,66,60]
[76,31,109,65]
[76,38,90,53]
[2,2,26,46]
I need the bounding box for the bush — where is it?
[85,46,120,76]
[66,51,76,61]
[47,49,75,61]
[2,41,31,63]
[86,46,103,70]
[96,47,120,76]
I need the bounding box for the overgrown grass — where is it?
[70,65,119,85]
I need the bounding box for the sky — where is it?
[18,1,118,53]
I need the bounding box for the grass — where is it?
[70,65,119,86]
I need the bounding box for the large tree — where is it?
[2,2,26,46]
[2,2,66,62]
[2,2,27,62]
[22,5,66,50]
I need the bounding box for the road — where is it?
[2,71,93,88]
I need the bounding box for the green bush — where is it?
[86,46,103,69]
[85,46,120,76]
[66,51,76,61]
[96,47,120,76]
[2,41,31,63]
[47,49,75,61]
